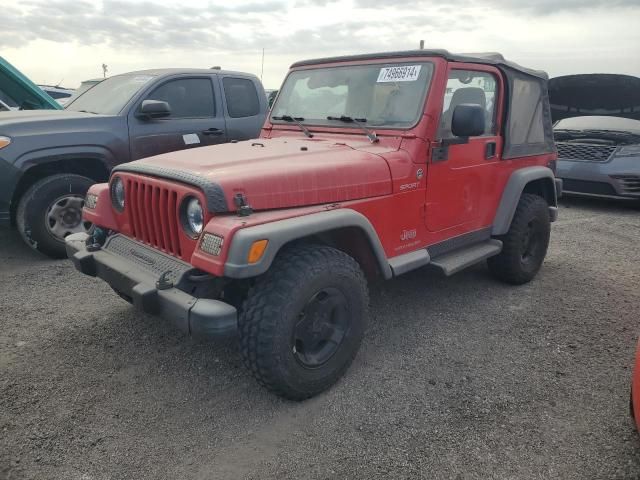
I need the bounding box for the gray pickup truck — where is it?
[0,68,267,257]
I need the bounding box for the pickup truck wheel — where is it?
[238,244,368,400]
[488,193,550,285]
[17,174,94,259]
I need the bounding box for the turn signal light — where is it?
[247,239,268,264]
[0,136,11,149]
[85,193,98,209]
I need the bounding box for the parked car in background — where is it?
[0,56,62,110]
[39,85,75,105]
[61,78,103,105]
[551,74,640,200]
[0,68,267,258]
[264,89,278,108]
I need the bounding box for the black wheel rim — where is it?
[521,219,543,264]
[292,287,350,368]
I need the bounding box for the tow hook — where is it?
[86,227,107,252]
[156,270,174,290]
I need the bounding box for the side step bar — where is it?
[429,239,503,276]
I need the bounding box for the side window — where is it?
[146,78,214,119]
[439,70,498,138]
[222,77,260,118]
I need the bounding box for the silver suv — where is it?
[551,74,640,200]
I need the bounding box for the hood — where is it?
[124,137,395,211]
[0,110,113,137]
[549,74,640,122]
[0,56,61,110]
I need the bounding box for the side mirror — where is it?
[138,100,171,119]
[451,103,485,138]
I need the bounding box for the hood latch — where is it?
[234,193,253,217]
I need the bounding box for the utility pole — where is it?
[260,48,265,82]
[419,40,424,50]
[102,63,108,78]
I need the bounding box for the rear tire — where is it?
[488,193,550,285]
[238,244,368,400]
[16,174,94,259]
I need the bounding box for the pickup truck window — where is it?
[272,62,434,129]
[66,74,156,115]
[222,77,260,118]
[146,78,215,119]
[440,70,498,138]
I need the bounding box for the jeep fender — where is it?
[492,166,559,236]
[224,209,393,280]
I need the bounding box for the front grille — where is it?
[612,175,640,196]
[561,179,617,196]
[556,142,617,162]
[125,178,182,257]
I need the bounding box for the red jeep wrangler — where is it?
[67,50,561,400]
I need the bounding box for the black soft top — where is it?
[291,49,548,80]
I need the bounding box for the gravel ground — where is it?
[1,196,640,480]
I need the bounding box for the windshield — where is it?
[272,62,434,128]
[65,74,156,115]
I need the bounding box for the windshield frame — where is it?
[270,60,435,131]
[65,73,158,115]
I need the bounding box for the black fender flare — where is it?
[223,208,392,280]
[13,145,118,173]
[492,166,559,236]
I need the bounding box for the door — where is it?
[129,76,227,160]
[426,67,503,232]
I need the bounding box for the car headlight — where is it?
[110,176,125,212]
[616,145,640,157]
[181,196,204,238]
[0,136,11,149]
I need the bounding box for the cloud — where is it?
[2,0,639,87]
[0,0,283,50]
[351,0,640,14]
[0,0,483,54]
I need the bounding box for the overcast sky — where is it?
[3,0,640,89]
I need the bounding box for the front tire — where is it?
[238,244,369,400]
[17,174,94,259]
[487,193,551,285]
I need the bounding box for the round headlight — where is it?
[184,197,204,237]
[110,176,125,211]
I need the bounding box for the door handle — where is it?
[485,142,497,159]
[202,128,224,136]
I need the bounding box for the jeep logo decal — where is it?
[129,248,156,266]
[401,229,417,241]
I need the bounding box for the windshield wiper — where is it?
[326,116,378,143]
[77,109,98,114]
[272,115,313,138]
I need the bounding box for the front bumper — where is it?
[66,232,237,337]
[557,157,640,199]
